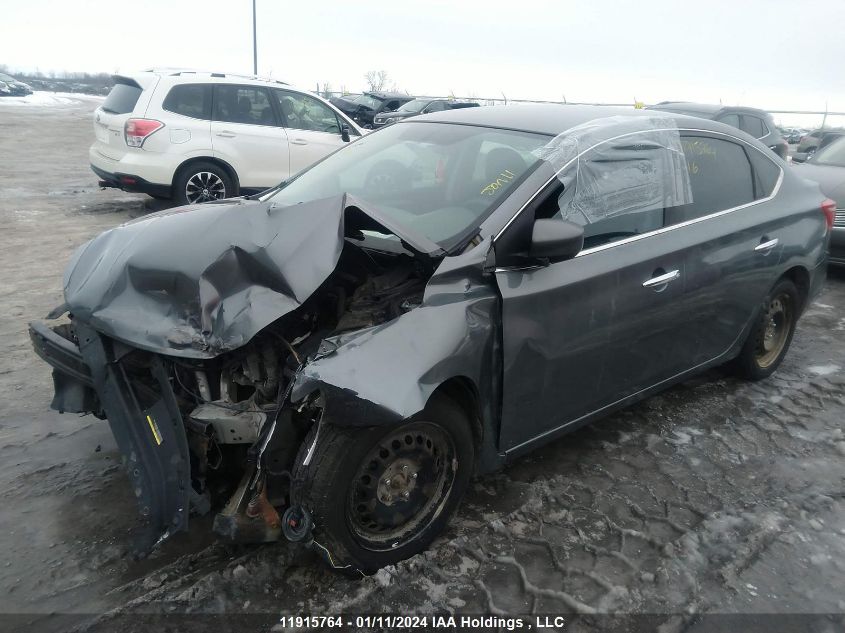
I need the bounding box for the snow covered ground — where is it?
[0,90,104,107]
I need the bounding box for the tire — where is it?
[173,161,236,206]
[291,394,474,574]
[734,278,800,381]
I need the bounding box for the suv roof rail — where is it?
[140,68,288,85]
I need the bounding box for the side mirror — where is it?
[529,219,584,262]
[791,152,809,163]
[341,124,351,143]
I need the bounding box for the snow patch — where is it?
[807,364,840,376]
[0,91,97,107]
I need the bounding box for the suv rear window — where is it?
[102,82,142,115]
[163,84,211,119]
[740,116,767,138]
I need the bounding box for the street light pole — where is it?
[252,0,258,76]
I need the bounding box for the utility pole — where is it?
[252,0,258,76]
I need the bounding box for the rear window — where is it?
[747,149,780,198]
[162,84,211,119]
[102,82,142,115]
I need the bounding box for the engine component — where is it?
[189,403,267,444]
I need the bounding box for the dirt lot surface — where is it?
[1,98,844,633]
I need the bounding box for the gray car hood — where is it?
[62,193,443,358]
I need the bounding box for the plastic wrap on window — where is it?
[533,116,694,225]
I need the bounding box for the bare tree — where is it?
[364,70,389,92]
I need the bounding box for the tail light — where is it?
[124,118,163,148]
[821,198,836,231]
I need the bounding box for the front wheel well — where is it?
[429,377,483,450]
[174,157,240,193]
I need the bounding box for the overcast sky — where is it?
[3,0,844,116]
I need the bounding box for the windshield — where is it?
[812,137,845,167]
[265,122,550,249]
[397,99,428,113]
[352,94,381,110]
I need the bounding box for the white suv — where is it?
[90,70,364,205]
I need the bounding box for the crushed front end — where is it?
[30,194,432,556]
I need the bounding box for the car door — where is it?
[274,89,350,176]
[672,133,785,365]
[494,136,697,452]
[210,84,290,188]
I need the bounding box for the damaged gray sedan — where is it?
[30,105,831,574]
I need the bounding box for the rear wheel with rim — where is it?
[291,394,474,574]
[173,161,236,206]
[734,278,800,380]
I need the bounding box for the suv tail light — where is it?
[124,118,163,148]
[821,198,836,231]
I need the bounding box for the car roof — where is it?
[133,69,290,86]
[364,91,412,99]
[416,103,725,137]
[646,101,772,119]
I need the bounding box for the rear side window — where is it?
[102,82,142,114]
[213,85,277,126]
[747,149,780,199]
[666,136,755,224]
[717,113,740,128]
[740,115,767,138]
[162,84,211,119]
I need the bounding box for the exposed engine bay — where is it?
[173,246,429,543]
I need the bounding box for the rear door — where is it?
[273,89,350,176]
[210,84,289,188]
[672,133,785,365]
[495,135,697,451]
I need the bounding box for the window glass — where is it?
[717,113,740,128]
[102,83,142,114]
[665,136,754,225]
[740,115,766,138]
[162,84,210,119]
[747,149,781,198]
[267,122,549,249]
[353,94,380,109]
[549,134,693,249]
[397,99,428,113]
[424,101,447,113]
[213,85,276,126]
[275,90,341,134]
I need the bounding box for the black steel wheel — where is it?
[291,394,474,574]
[734,278,800,380]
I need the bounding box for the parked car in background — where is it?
[31,104,830,574]
[330,91,415,128]
[90,70,364,205]
[372,98,479,127]
[792,135,845,265]
[647,102,788,158]
[796,129,845,157]
[0,72,33,96]
[781,127,807,144]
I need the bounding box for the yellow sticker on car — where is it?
[146,414,163,446]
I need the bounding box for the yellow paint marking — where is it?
[146,415,163,446]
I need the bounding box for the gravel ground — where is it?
[1,98,843,633]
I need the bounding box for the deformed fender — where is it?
[291,247,505,472]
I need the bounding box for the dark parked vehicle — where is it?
[792,136,845,265]
[30,105,831,574]
[372,98,479,127]
[0,72,33,96]
[330,91,415,128]
[647,102,789,158]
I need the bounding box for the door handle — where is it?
[642,269,680,288]
[754,238,778,254]
[215,132,236,138]
[290,139,308,145]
